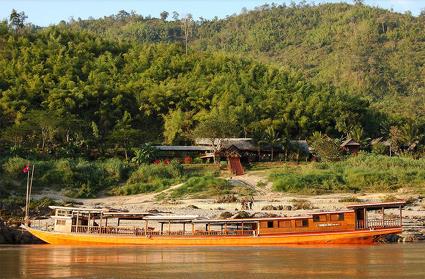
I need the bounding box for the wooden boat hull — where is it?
[23,226,401,246]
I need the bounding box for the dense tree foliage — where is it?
[0,2,424,160]
[68,3,425,118]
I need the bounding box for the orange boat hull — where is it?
[23,226,401,246]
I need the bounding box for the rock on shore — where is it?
[0,219,44,244]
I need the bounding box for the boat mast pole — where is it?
[24,163,31,226]
[28,165,35,221]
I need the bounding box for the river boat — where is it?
[22,201,405,245]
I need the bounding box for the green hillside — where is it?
[0,2,424,159]
[67,3,425,119]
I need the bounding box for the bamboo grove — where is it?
[1,2,424,160]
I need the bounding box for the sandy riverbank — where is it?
[29,172,425,242]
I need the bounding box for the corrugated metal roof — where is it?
[340,138,361,147]
[195,138,253,146]
[49,206,104,212]
[346,201,405,209]
[154,146,213,151]
[144,215,200,221]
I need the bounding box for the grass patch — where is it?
[162,175,256,200]
[0,156,130,198]
[111,161,184,195]
[0,156,224,198]
[168,176,232,199]
[338,196,363,203]
[270,154,425,194]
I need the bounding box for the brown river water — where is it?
[1,243,425,279]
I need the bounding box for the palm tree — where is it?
[400,122,422,152]
[349,126,371,150]
[260,127,281,161]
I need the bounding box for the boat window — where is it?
[267,221,274,228]
[57,210,71,217]
[313,214,327,222]
[295,219,309,227]
[56,219,66,225]
[330,213,344,221]
[279,220,291,228]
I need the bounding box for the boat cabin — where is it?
[48,202,405,237]
[347,201,405,229]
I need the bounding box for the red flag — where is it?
[22,165,30,173]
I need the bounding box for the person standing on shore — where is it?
[249,196,254,210]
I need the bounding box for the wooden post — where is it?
[224,223,227,235]
[399,205,403,227]
[161,223,164,235]
[364,208,367,229]
[117,218,120,227]
[88,212,91,233]
[168,221,171,235]
[257,221,260,236]
[221,224,223,234]
[27,165,34,226]
[241,222,244,235]
[99,213,103,233]
[192,223,195,235]
[382,207,385,227]
[76,212,79,233]
[24,164,31,226]
[183,223,186,235]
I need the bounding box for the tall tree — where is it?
[260,127,281,161]
[160,11,169,21]
[181,14,193,55]
[192,111,237,163]
[9,9,27,30]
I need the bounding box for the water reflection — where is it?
[0,243,423,278]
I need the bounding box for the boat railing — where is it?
[70,225,256,237]
[357,219,402,229]
[71,225,138,235]
[368,219,401,228]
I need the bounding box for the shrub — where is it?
[101,158,128,180]
[272,171,344,193]
[170,176,232,199]
[112,161,184,195]
[2,157,28,179]
[344,169,399,191]
[270,154,425,194]
[127,161,183,184]
[309,133,343,162]
[381,195,402,202]
[372,143,389,155]
[338,196,363,203]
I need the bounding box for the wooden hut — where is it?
[340,138,361,154]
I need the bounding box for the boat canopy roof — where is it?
[346,201,405,210]
[192,216,314,224]
[144,215,200,223]
[103,212,154,220]
[310,210,354,215]
[49,206,105,213]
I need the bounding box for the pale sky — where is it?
[0,0,423,26]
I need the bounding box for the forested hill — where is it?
[69,2,425,119]
[0,2,424,159]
